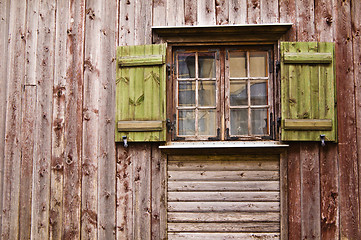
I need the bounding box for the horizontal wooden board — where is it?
[118,55,165,66]
[117,120,163,131]
[168,171,279,181]
[168,155,279,162]
[168,202,279,212]
[283,52,332,63]
[283,119,332,130]
[168,160,279,171]
[168,232,280,240]
[168,181,279,191]
[168,191,280,202]
[168,212,280,222]
[168,222,280,232]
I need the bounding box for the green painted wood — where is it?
[115,44,167,142]
[281,42,337,141]
[283,52,332,64]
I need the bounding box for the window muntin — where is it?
[174,46,272,140]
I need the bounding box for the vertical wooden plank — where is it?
[197,0,216,25]
[215,0,229,25]
[97,0,117,238]
[19,86,36,240]
[153,0,167,27]
[287,143,301,240]
[0,0,11,236]
[295,0,315,41]
[49,0,69,239]
[335,0,361,239]
[320,144,339,240]
[351,0,361,233]
[260,0,278,23]
[228,0,247,24]
[300,142,321,239]
[184,0,197,26]
[247,0,261,24]
[135,0,152,45]
[62,0,85,239]
[280,152,288,240]
[315,0,335,42]
[151,145,167,240]
[82,0,100,239]
[119,0,135,45]
[30,1,56,239]
[132,144,152,240]
[1,1,27,239]
[167,0,185,26]
[116,145,133,240]
[279,0,297,41]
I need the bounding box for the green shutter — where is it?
[281,42,337,141]
[115,44,167,142]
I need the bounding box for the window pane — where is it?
[230,80,247,106]
[198,110,216,135]
[199,81,216,106]
[229,51,246,78]
[178,81,195,106]
[178,53,195,78]
[178,110,195,135]
[198,52,216,78]
[230,109,248,135]
[251,109,268,135]
[250,52,268,77]
[250,81,268,105]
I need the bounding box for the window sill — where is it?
[159,141,288,149]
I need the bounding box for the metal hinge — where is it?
[167,116,185,141]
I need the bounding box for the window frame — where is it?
[167,44,277,141]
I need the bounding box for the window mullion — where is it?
[247,51,251,135]
[195,52,199,137]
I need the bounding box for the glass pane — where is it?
[250,52,268,77]
[178,81,195,106]
[199,81,216,106]
[198,52,216,78]
[229,51,246,78]
[251,109,268,135]
[230,109,248,135]
[198,110,216,135]
[178,53,195,78]
[230,80,247,106]
[250,81,268,105]
[178,110,195,135]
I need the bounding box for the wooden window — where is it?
[172,46,274,141]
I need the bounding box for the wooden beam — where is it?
[118,55,165,67]
[283,52,332,64]
[118,121,163,132]
[283,119,332,130]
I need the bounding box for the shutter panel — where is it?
[281,42,337,141]
[115,44,167,142]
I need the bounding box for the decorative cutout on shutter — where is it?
[281,42,337,141]
[115,44,167,142]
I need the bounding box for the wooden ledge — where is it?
[152,23,293,43]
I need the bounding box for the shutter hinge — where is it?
[167,116,185,141]
[276,61,281,75]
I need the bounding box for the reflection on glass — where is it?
[251,109,268,135]
[198,52,216,78]
[230,109,248,135]
[198,110,216,135]
[230,80,247,106]
[250,82,268,105]
[250,52,268,77]
[199,81,216,106]
[178,53,195,78]
[229,51,246,78]
[178,110,195,135]
[178,81,195,106]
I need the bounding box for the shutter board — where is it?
[115,44,167,142]
[281,42,337,141]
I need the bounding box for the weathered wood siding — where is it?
[0,0,360,239]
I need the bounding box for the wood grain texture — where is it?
[247,0,261,24]
[135,0,152,45]
[168,212,280,222]
[260,0,278,23]
[315,0,335,42]
[228,0,247,24]
[97,0,117,238]
[1,1,27,239]
[119,0,135,45]
[279,0,297,41]
[197,0,216,25]
[0,0,10,237]
[168,232,280,240]
[335,0,361,239]
[167,0,185,26]
[215,0,229,25]
[184,0,197,25]
[296,0,315,41]
[153,0,166,27]
[62,0,85,239]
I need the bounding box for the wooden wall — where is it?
[0,0,360,239]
